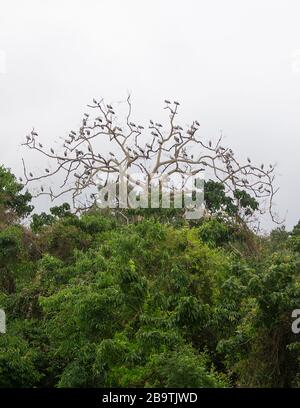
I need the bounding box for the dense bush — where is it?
[0,167,300,388]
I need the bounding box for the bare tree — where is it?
[21,96,278,222]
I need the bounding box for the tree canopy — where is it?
[0,165,299,388]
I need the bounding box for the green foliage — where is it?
[198,218,231,247]
[1,167,300,388]
[0,166,33,223]
[0,321,43,387]
[204,180,258,219]
[0,226,24,263]
[31,203,73,232]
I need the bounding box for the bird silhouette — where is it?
[50,148,54,154]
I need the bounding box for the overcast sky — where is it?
[1,0,300,230]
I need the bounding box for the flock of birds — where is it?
[21,98,274,200]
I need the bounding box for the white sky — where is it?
[1,0,300,230]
